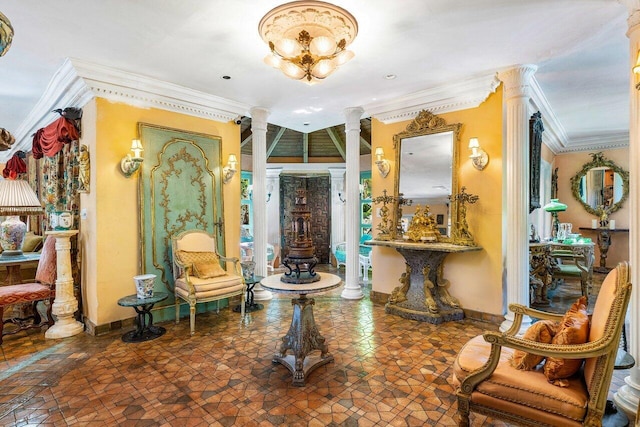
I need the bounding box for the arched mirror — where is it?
[393,110,461,240]
[569,152,629,218]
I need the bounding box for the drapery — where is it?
[32,117,79,159]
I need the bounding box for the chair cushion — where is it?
[544,296,590,383]
[453,335,588,423]
[175,274,243,299]
[193,260,227,279]
[22,232,44,253]
[511,320,558,370]
[0,283,52,306]
[556,264,583,277]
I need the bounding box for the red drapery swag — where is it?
[2,153,27,178]
[32,117,79,159]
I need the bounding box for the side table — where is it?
[233,275,264,313]
[117,292,168,342]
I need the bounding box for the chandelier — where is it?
[258,1,358,84]
[0,12,13,57]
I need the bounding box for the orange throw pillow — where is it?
[193,260,227,279]
[511,320,558,370]
[544,296,590,385]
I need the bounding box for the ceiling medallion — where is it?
[0,12,13,57]
[258,1,358,84]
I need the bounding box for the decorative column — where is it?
[45,230,84,338]
[250,107,272,301]
[614,2,640,419]
[328,167,346,255]
[341,107,364,300]
[266,167,282,253]
[497,65,537,333]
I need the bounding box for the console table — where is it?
[579,227,629,273]
[0,253,40,286]
[260,273,341,386]
[365,240,481,324]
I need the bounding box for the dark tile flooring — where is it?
[0,267,630,426]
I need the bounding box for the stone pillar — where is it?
[341,107,364,300]
[615,2,640,419]
[250,107,272,301]
[497,65,537,333]
[328,167,346,255]
[45,230,84,339]
[266,167,282,253]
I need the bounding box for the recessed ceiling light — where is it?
[384,74,397,80]
[221,75,231,80]
[303,122,310,126]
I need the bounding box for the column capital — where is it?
[266,167,283,178]
[250,107,270,131]
[498,65,537,100]
[327,167,346,178]
[344,107,364,131]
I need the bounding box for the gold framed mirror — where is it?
[569,152,629,218]
[392,110,462,241]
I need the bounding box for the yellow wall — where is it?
[554,148,629,268]
[370,87,504,315]
[80,98,240,327]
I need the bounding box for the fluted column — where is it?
[328,167,346,254]
[497,65,537,333]
[615,2,640,420]
[266,168,282,252]
[341,107,364,299]
[250,107,272,301]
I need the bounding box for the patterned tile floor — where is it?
[0,267,631,426]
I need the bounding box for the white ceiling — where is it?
[0,0,631,161]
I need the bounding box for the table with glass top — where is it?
[260,273,341,386]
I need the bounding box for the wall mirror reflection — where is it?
[393,110,461,240]
[570,152,629,218]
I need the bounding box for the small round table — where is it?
[233,275,265,313]
[117,292,168,343]
[261,273,342,386]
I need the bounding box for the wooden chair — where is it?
[453,262,632,426]
[551,244,595,301]
[171,230,245,335]
[0,235,57,344]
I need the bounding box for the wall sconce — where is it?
[266,183,274,203]
[337,192,346,203]
[222,154,238,184]
[120,139,144,177]
[374,147,390,178]
[633,50,640,90]
[468,137,489,171]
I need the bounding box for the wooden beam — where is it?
[303,133,309,163]
[240,128,252,148]
[326,127,346,160]
[266,126,286,158]
[360,127,372,149]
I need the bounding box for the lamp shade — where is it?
[0,178,43,216]
[543,198,567,212]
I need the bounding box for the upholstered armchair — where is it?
[0,235,56,344]
[551,244,595,301]
[453,262,632,426]
[171,230,245,335]
[334,242,346,271]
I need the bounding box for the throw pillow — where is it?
[193,260,227,279]
[511,320,558,370]
[175,250,219,267]
[544,296,590,386]
[22,232,44,253]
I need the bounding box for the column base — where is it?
[614,374,640,423]
[499,314,532,334]
[341,285,363,300]
[45,320,84,339]
[253,287,273,301]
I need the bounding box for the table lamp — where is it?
[543,198,567,239]
[0,178,44,257]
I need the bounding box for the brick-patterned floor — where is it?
[0,267,631,426]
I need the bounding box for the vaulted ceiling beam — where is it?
[303,133,309,163]
[266,126,287,157]
[240,128,252,148]
[326,127,346,160]
[360,127,372,149]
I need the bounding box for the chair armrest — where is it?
[502,303,564,335]
[483,331,613,359]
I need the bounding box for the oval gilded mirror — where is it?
[393,110,461,240]
[569,152,629,217]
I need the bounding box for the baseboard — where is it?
[368,290,502,325]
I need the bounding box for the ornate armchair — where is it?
[0,235,56,344]
[171,230,245,335]
[453,262,632,426]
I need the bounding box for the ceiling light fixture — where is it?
[0,12,14,57]
[258,1,358,84]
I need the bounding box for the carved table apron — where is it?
[366,240,481,324]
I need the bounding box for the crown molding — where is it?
[364,73,500,124]
[528,77,569,155]
[3,58,251,162]
[554,131,629,153]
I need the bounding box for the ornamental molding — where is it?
[365,73,500,124]
[3,58,250,162]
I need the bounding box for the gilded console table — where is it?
[579,227,629,273]
[366,240,481,324]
